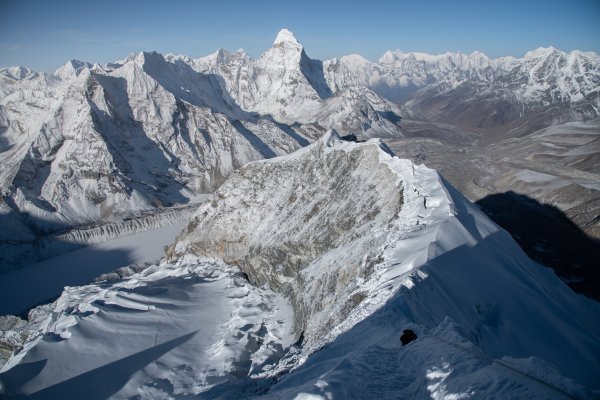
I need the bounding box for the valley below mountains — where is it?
[0,29,599,399]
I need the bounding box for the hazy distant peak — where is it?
[379,50,398,64]
[523,46,560,59]
[469,50,489,59]
[340,53,372,65]
[0,66,38,80]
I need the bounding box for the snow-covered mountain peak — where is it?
[524,46,559,59]
[0,66,38,81]
[120,51,164,67]
[264,29,305,65]
[128,51,165,67]
[378,50,397,64]
[210,47,250,65]
[273,28,301,48]
[54,59,92,80]
[340,53,373,66]
[469,50,490,63]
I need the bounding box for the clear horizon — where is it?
[1,0,599,72]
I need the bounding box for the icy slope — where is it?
[0,256,295,399]
[172,131,600,393]
[1,132,599,398]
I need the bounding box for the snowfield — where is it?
[0,256,295,399]
[0,220,188,316]
[1,132,598,399]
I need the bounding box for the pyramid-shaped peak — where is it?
[273,29,301,47]
[54,59,91,79]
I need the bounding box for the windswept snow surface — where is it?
[1,132,599,399]
[0,256,295,399]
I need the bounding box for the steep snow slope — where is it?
[1,133,598,398]
[0,257,296,399]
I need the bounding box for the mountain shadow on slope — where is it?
[476,191,600,301]
[0,209,137,316]
[187,230,600,398]
[89,74,190,207]
[299,54,333,100]
[0,332,197,399]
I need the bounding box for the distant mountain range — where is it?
[327,46,599,129]
[1,30,600,398]
[1,29,598,270]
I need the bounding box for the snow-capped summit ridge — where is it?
[273,28,301,47]
[0,66,40,81]
[524,46,559,59]
[54,59,92,80]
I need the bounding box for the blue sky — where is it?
[1,0,599,72]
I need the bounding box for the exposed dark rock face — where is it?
[400,329,417,346]
[172,132,408,347]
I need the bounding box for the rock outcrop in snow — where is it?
[1,133,599,398]
[171,132,600,393]
[171,131,405,346]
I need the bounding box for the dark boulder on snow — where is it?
[400,329,417,346]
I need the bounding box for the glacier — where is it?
[1,132,598,399]
[1,28,599,399]
[0,30,405,272]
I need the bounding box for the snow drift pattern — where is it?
[1,133,599,398]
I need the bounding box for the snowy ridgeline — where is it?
[0,29,404,249]
[0,204,199,274]
[2,29,598,264]
[1,132,598,399]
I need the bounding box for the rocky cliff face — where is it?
[171,131,410,345]
[167,131,600,394]
[0,30,404,251]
